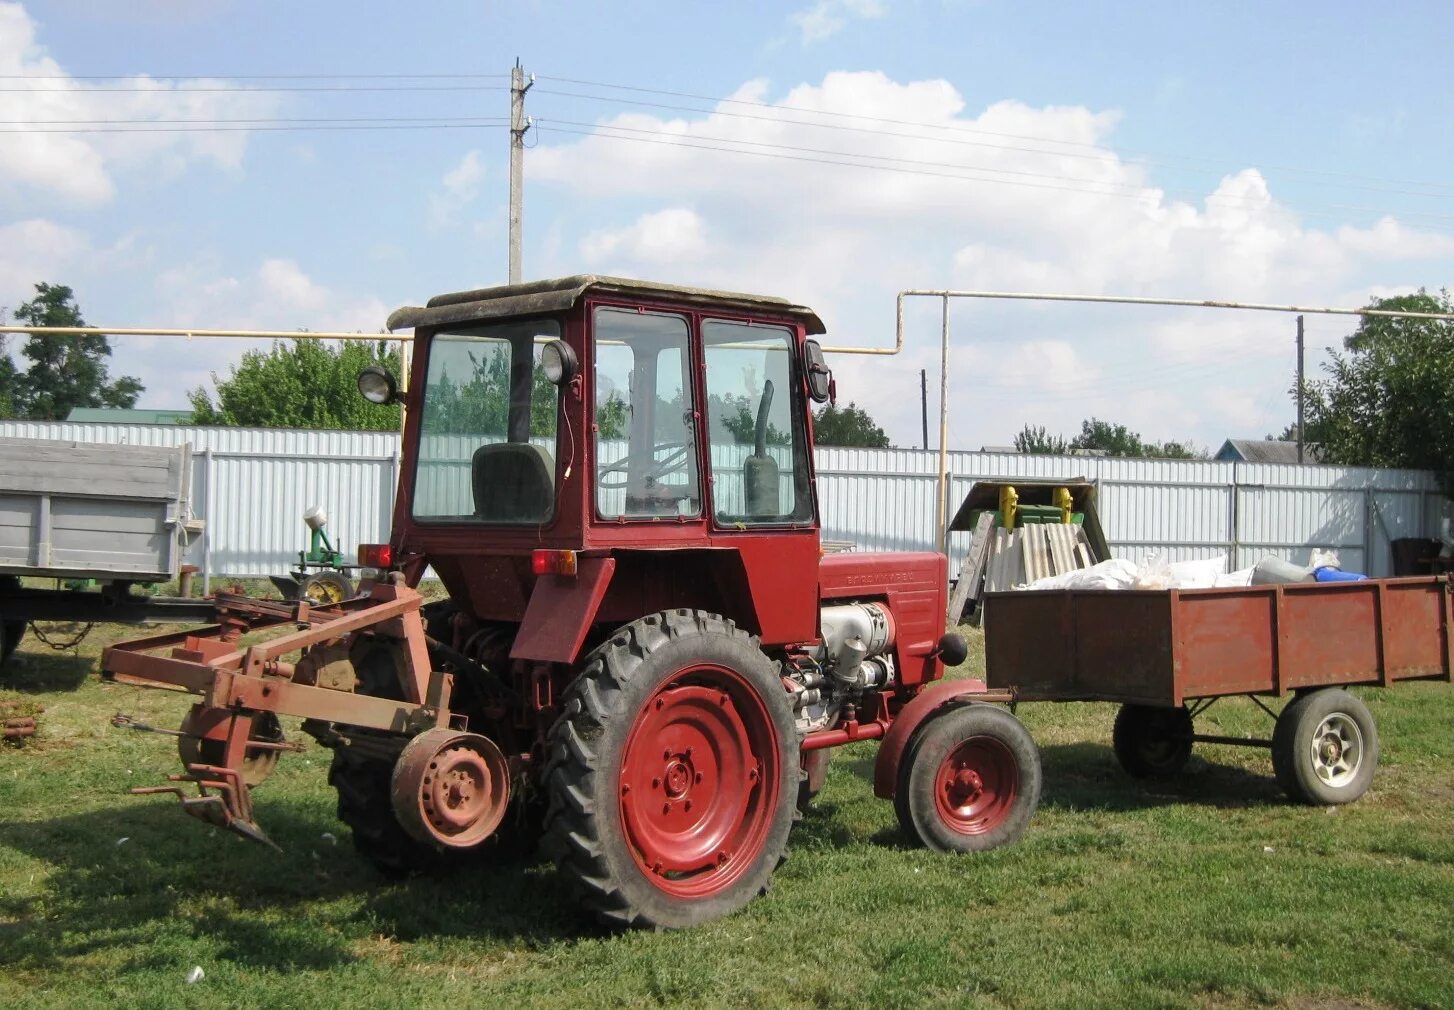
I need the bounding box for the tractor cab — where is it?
[373,277,837,652]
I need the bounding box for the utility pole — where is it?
[1295,314,1305,464]
[509,59,533,285]
[920,369,928,450]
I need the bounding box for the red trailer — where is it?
[982,575,1453,804]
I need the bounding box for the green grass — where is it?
[1,621,1452,1010]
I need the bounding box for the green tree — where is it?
[811,401,890,448]
[1070,417,1204,459]
[1013,424,1068,454]
[189,338,403,430]
[7,283,142,420]
[1305,289,1454,491]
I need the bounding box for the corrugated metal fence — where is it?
[1,421,1445,581]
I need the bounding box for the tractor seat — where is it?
[471,442,554,522]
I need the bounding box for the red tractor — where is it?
[105,276,1042,928]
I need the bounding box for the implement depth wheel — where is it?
[542,610,798,930]
[178,707,286,787]
[1112,704,1194,779]
[1272,688,1379,805]
[896,704,1040,854]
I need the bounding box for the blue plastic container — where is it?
[1314,566,1367,582]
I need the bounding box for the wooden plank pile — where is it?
[948,519,1099,624]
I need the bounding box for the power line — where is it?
[0,84,509,93]
[0,122,510,135]
[0,73,510,80]
[535,123,1454,227]
[537,74,1454,196]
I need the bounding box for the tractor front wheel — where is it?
[542,610,799,929]
[895,703,1041,854]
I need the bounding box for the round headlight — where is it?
[357,365,398,405]
[541,339,578,384]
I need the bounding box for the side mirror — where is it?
[803,339,833,404]
[357,365,401,405]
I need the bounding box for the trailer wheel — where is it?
[1272,688,1379,805]
[895,704,1040,854]
[1,576,24,669]
[1112,704,1194,779]
[542,610,799,929]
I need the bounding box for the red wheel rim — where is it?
[619,663,780,898]
[933,736,1017,835]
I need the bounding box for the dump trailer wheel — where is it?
[1,576,24,669]
[895,704,1041,854]
[1271,688,1379,805]
[542,609,799,930]
[1112,704,1194,779]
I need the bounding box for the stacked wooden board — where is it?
[948,517,1099,624]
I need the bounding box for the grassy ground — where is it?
[1,616,1451,1010]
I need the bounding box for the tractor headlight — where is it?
[541,340,578,385]
[357,365,400,405]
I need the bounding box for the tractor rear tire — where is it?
[1112,703,1194,779]
[1271,688,1379,805]
[542,609,799,929]
[895,703,1041,854]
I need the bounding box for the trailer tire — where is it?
[1272,688,1379,805]
[1112,704,1194,779]
[542,609,799,930]
[1,576,24,669]
[895,703,1040,854]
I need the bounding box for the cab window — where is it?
[702,319,812,525]
[594,308,701,519]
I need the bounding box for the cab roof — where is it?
[386,274,826,334]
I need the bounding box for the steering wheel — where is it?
[598,441,692,488]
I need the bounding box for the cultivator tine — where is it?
[130,763,281,852]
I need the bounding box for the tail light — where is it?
[531,549,578,577]
[358,543,393,568]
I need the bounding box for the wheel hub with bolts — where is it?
[618,668,777,897]
[391,728,510,849]
[933,736,1017,835]
[1310,713,1363,788]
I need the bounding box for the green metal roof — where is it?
[65,407,192,424]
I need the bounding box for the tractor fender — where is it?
[509,557,616,665]
[872,678,989,799]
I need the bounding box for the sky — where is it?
[2,0,1453,451]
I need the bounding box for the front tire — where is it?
[542,610,799,929]
[895,704,1041,854]
[1272,689,1378,805]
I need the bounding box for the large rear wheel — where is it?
[1,576,25,670]
[542,610,798,929]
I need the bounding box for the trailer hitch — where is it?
[131,763,280,851]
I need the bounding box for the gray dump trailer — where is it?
[1,436,214,669]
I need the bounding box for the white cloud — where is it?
[531,70,1454,448]
[580,208,709,266]
[0,1,281,207]
[428,150,486,228]
[791,0,885,44]
[0,218,89,302]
